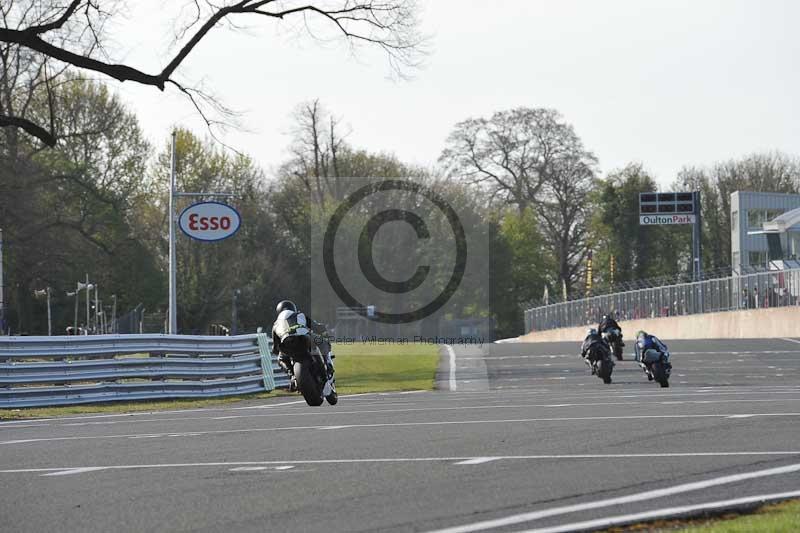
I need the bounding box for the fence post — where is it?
[256,333,276,392]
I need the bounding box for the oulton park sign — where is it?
[639,214,696,225]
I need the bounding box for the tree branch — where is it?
[0,112,56,145]
[23,0,84,34]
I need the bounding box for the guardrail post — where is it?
[256,333,276,392]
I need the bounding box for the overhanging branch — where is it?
[0,113,56,145]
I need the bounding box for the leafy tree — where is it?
[0,76,160,333]
[591,163,685,288]
[493,207,552,335]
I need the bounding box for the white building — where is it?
[731,191,800,272]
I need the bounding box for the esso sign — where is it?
[178,202,241,242]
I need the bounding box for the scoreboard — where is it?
[639,192,696,225]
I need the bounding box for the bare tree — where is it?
[440,108,584,213]
[0,0,425,146]
[440,107,598,294]
[539,151,596,294]
[282,99,350,205]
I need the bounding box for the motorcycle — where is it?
[601,328,624,361]
[275,324,337,407]
[638,348,671,388]
[585,342,614,384]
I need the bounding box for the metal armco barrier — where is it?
[525,268,800,332]
[0,334,288,408]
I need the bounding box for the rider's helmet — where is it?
[636,330,648,348]
[276,300,296,315]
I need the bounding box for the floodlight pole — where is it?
[46,287,51,336]
[85,273,91,333]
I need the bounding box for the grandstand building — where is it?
[731,191,800,272]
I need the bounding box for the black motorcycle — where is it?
[275,324,337,407]
[601,327,624,361]
[638,349,671,388]
[585,342,614,384]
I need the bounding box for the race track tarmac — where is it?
[2,337,799,532]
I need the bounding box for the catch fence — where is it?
[524,268,800,333]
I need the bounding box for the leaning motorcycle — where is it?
[585,343,614,384]
[601,328,624,361]
[275,326,337,407]
[638,348,671,388]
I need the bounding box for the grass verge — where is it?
[0,342,440,419]
[604,499,800,532]
[334,341,440,395]
[679,499,800,532]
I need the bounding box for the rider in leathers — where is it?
[580,328,611,373]
[271,300,334,390]
[634,330,672,380]
[598,313,624,346]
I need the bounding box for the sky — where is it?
[109,0,800,186]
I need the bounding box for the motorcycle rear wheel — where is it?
[598,358,613,384]
[294,361,324,406]
[651,362,669,388]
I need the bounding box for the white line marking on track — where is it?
[446,345,457,391]
[425,462,800,533]
[781,337,800,345]
[229,466,295,472]
[519,490,800,533]
[5,452,800,476]
[6,389,800,431]
[41,467,106,477]
[5,413,800,445]
[454,458,499,465]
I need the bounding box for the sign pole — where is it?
[0,228,4,335]
[692,191,702,281]
[167,129,236,335]
[169,130,178,334]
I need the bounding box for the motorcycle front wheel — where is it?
[326,389,338,405]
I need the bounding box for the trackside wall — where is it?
[518,306,799,343]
